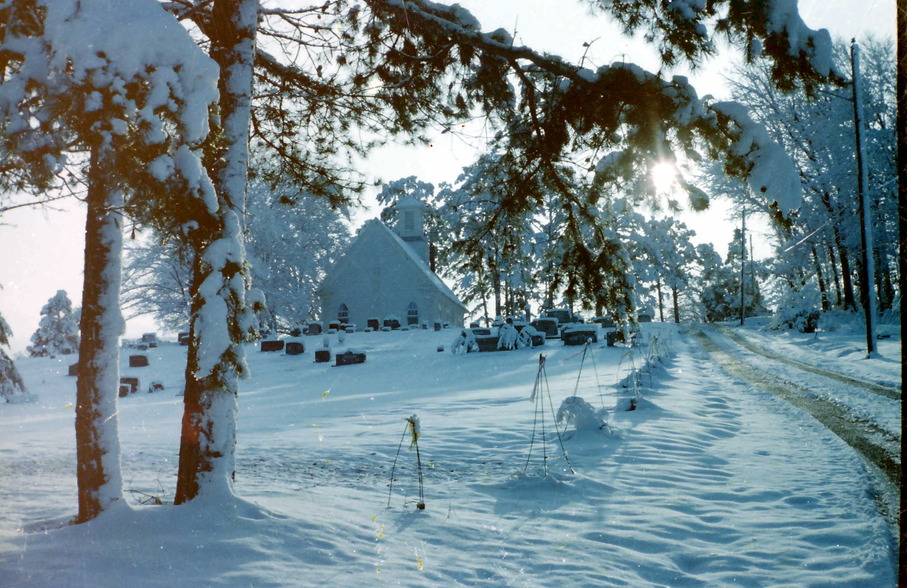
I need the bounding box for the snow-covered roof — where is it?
[319,219,465,311]
[369,220,465,310]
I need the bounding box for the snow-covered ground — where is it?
[0,321,899,586]
[704,316,901,441]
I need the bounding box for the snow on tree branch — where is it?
[366,0,803,217]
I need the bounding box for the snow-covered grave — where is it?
[0,322,898,586]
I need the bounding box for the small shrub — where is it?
[451,329,478,354]
[497,323,518,350]
[556,396,607,431]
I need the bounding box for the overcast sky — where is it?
[0,0,895,353]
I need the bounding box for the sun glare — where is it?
[650,162,678,194]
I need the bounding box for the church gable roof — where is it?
[319,219,465,310]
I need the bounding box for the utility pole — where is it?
[851,40,877,356]
[739,208,746,326]
[749,234,756,308]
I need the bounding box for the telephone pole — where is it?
[739,208,746,326]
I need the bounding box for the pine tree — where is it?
[174,0,260,505]
[27,290,80,357]
[0,310,27,401]
[694,243,738,322]
[1,0,220,522]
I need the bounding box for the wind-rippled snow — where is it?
[0,322,897,586]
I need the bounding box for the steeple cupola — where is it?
[394,197,430,265]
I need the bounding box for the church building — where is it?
[317,197,467,329]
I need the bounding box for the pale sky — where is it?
[0,1,895,354]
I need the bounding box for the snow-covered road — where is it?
[693,324,900,529]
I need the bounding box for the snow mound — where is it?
[556,395,607,430]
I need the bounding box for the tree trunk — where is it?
[492,267,502,318]
[819,191,856,311]
[827,244,842,307]
[811,245,829,311]
[481,293,489,326]
[74,149,125,522]
[838,243,856,311]
[655,278,664,322]
[175,0,259,505]
[875,247,895,313]
[671,285,680,324]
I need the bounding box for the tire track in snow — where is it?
[713,325,900,400]
[691,328,900,493]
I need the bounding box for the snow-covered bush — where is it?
[518,324,541,348]
[497,322,518,350]
[451,329,478,354]
[556,396,607,431]
[246,288,272,337]
[770,282,821,333]
[27,290,80,357]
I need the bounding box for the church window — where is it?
[406,301,419,325]
[338,303,349,323]
[404,210,415,232]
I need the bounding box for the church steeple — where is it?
[394,197,430,265]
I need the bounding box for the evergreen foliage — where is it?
[0,310,27,400]
[1,0,220,521]
[27,290,80,357]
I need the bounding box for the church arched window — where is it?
[338,303,349,323]
[406,301,419,325]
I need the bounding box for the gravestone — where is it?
[335,351,366,366]
[120,377,140,395]
[129,355,149,367]
[562,326,598,346]
[475,335,500,352]
[260,340,284,352]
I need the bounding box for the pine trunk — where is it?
[175,0,258,505]
[74,149,125,522]
[655,279,664,322]
[838,244,856,311]
[492,268,502,318]
[811,245,829,311]
[827,244,842,307]
[875,247,894,313]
